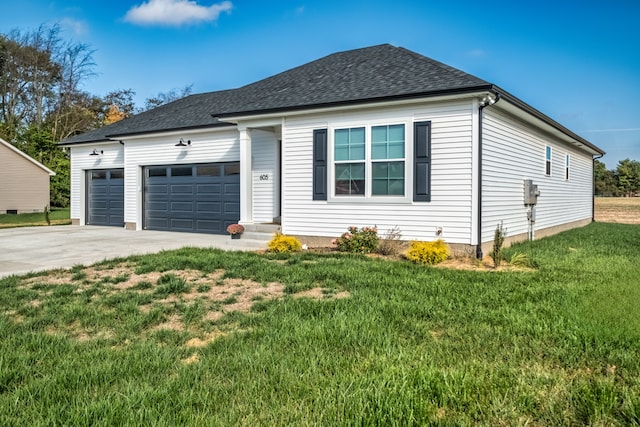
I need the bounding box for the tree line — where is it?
[0,24,190,207]
[595,159,640,197]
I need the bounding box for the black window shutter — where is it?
[313,129,328,201]
[414,121,431,202]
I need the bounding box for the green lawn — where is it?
[0,207,70,227]
[0,222,639,425]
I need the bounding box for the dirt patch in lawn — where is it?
[14,262,350,345]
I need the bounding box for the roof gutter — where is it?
[592,152,605,222]
[476,90,501,259]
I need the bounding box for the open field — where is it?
[595,197,640,224]
[1,221,639,425]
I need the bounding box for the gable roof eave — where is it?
[0,138,56,176]
[493,86,605,156]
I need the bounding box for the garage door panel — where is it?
[170,184,194,194]
[144,162,240,234]
[196,202,221,214]
[196,220,222,231]
[87,169,125,227]
[147,184,169,195]
[170,219,195,230]
[170,201,194,211]
[224,183,240,193]
[224,202,240,214]
[197,183,221,194]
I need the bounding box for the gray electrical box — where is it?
[524,179,540,205]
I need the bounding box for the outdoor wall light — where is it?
[89,149,103,156]
[175,138,191,147]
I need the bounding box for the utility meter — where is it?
[524,180,540,205]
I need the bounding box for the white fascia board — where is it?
[0,137,56,176]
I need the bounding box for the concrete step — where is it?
[238,223,281,242]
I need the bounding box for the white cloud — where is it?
[124,0,232,26]
[61,18,88,36]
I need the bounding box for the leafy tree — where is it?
[616,158,640,197]
[594,159,619,196]
[141,84,192,112]
[103,89,136,122]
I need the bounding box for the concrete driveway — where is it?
[0,225,266,278]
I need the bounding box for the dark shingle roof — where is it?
[61,44,491,144]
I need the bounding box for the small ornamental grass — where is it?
[268,233,302,254]
[405,239,450,265]
[333,226,379,254]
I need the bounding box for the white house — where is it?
[60,44,604,256]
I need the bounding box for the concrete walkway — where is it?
[0,225,267,278]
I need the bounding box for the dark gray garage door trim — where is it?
[143,162,240,235]
[86,168,125,227]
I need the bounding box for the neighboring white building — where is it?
[0,138,56,214]
[60,44,604,256]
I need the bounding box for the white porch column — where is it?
[239,127,253,224]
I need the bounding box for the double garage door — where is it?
[87,163,240,234]
[143,162,240,234]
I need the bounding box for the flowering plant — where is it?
[333,225,379,254]
[226,223,245,235]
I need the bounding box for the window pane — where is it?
[388,179,404,195]
[371,142,386,159]
[351,127,365,144]
[171,166,192,177]
[388,141,404,159]
[91,170,106,180]
[148,168,166,177]
[334,127,365,161]
[371,124,405,160]
[372,161,404,196]
[224,162,240,175]
[110,169,124,179]
[335,129,349,146]
[335,146,349,161]
[388,124,404,142]
[335,163,365,195]
[197,165,221,176]
[371,126,387,143]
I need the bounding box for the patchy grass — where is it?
[0,222,639,425]
[0,207,70,228]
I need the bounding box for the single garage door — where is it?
[87,169,124,226]
[143,162,240,234]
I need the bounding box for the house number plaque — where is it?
[259,174,269,181]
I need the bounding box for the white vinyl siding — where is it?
[69,142,124,223]
[281,100,475,243]
[251,129,279,223]
[482,109,593,243]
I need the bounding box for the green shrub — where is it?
[268,233,302,253]
[333,226,379,254]
[405,239,449,265]
[490,221,506,267]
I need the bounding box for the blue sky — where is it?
[1,0,638,168]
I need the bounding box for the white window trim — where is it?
[328,121,412,204]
